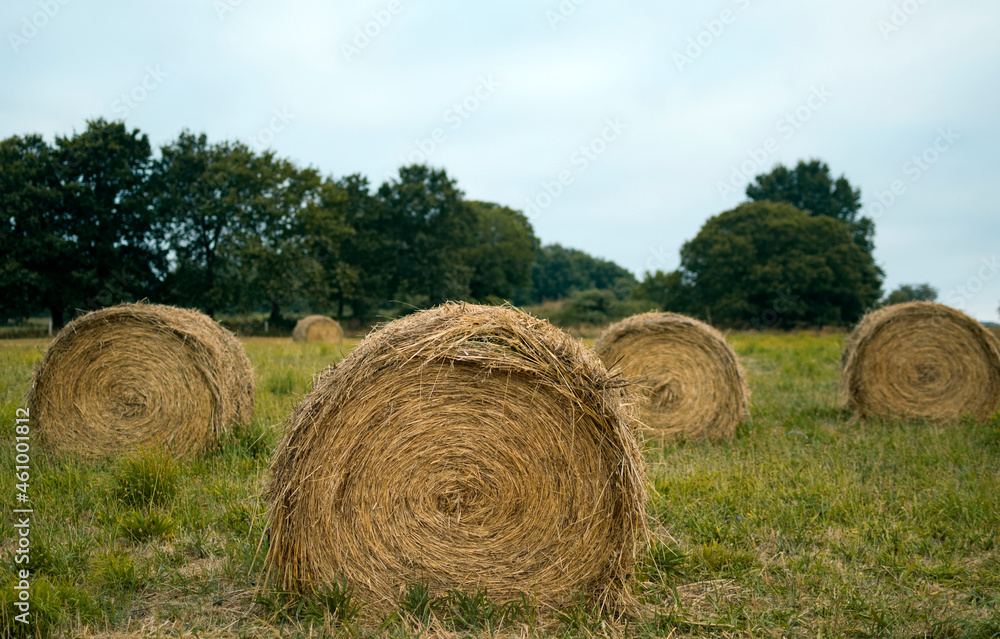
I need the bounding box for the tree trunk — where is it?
[49,304,65,330]
[269,299,283,327]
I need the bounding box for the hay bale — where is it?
[27,303,255,458]
[265,302,646,614]
[593,312,749,441]
[292,315,343,343]
[841,301,1000,422]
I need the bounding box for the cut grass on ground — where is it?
[1,332,998,637]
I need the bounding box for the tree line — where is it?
[4,118,943,332]
[0,119,633,329]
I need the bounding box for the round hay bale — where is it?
[265,302,646,614]
[841,301,1000,422]
[593,312,749,442]
[292,315,343,343]
[27,303,255,458]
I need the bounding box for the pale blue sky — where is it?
[3,0,999,320]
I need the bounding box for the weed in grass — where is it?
[257,577,361,629]
[553,594,609,634]
[112,447,179,508]
[0,575,99,639]
[219,501,257,536]
[645,538,688,578]
[690,541,760,577]
[445,588,497,632]
[398,581,433,624]
[118,509,175,543]
[93,549,145,593]
[220,420,274,460]
[23,534,91,579]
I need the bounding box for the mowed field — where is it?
[1,332,999,638]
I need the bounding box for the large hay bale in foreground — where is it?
[292,315,343,343]
[594,312,749,441]
[27,303,255,458]
[266,302,646,614]
[842,301,1000,422]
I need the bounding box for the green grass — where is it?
[1,332,998,637]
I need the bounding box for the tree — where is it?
[529,244,636,303]
[666,201,883,327]
[152,132,272,316]
[747,159,874,252]
[0,134,65,322]
[466,201,538,302]
[376,165,477,305]
[338,174,394,320]
[885,283,938,305]
[229,163,345,326]
[296,174,357,320]
[632,270,689,311]
[1,120,161,328]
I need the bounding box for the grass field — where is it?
[1,332,999,638]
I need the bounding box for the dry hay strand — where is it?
[593,312,749,442]
[292,315,343,343]
[841,301,1000,422]
[27,302,255,458]
[265,302,647,615]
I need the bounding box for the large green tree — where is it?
[1,120,161,327]
[466,201,538,302]
[296,174,358,320]
[747,159,874,252]
[377,165,477,305]
[337,174,395,320]
[661,201,882,327]
[152,132,278,316]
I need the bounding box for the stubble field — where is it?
[1,331,998,638]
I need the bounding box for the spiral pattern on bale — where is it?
[265,303,647,614]
[292,315,343,343]
[841,301,1000,422]
[27,303,255,458]
[594,312,749,442]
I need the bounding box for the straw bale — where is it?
[594,312,749,441]
[27,302,255,457]
[841,301,1000,422]
[265,302,646,614]
[292,315,343,343]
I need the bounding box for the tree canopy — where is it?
[746,159,874,252]
[885,283,938,305]
[641,201,883,328]
[2,121,631,328]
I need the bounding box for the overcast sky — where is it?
[3,0,998,321]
